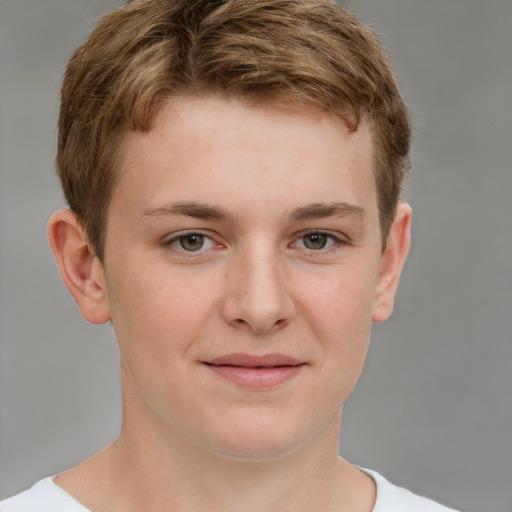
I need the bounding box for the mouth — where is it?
[203,353,307,389]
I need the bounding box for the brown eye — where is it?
[303,233,328,250]
[179,234,204,251]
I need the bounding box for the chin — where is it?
[203,411,314,463]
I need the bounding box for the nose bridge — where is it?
[222,238,295,333]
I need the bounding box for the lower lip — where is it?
[205,364,306,389]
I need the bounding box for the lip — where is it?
[203,353,307,389]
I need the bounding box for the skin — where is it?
[48,96,411,512]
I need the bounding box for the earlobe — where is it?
[372,202,412,323]
[47,209,111,324]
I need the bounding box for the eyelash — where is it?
[161,230,347,254]
[162,230,218,253]
[292,230,346,252]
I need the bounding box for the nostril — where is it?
[231,316,287,333]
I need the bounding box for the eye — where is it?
[303,232,329,250]
[164,232,217,252]
[294,231,341,251]
[179,233,206,251]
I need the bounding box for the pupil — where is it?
[305,233,327,249]
[180,234,204,251]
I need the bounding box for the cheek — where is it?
[298,266,375,386]
[300,263,377,336]
[105,261,218,364]
[106,266,219,421]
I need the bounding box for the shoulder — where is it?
[0,478,90,512]
[362,468,461,512]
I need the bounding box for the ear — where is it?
[47,209,111,324]
[372,202,412,323]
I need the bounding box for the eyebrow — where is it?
[289,202,366,221]
[142,200,365,222]
[142,201,235,222]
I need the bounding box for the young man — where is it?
[0,1,460,511]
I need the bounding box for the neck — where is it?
[107,408,374,512]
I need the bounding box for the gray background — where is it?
[0,1,511,511]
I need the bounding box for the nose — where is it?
[220,245,296,334]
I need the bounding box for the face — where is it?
[99,96,393,461]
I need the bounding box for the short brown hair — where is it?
[57,0,411,260]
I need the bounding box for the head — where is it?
[48,0,412,462]
[57,0,411,261]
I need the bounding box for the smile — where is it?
[203,353,307,389]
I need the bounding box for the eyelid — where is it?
[291,229,349,251]
[160,228,348,253]
[161,229,219,251]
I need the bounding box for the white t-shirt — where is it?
[0,469,460,512]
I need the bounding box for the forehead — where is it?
[112,96,377,224]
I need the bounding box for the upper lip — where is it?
[205,353,305,368]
